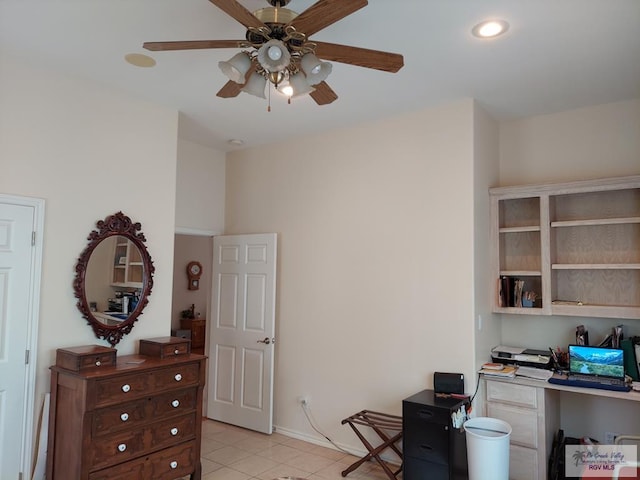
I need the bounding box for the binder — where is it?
[621,338,639,381]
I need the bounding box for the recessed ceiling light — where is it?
[228,139,244,147]
[472,20,509,38]
[124,53,156,68]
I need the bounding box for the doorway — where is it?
[171,233,214,355]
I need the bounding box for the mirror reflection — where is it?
[84,235,143,326]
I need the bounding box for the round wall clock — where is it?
[186,261,203,290]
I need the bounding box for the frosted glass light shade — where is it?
[218,52,252,84]
[257,40,291,72]
[300,53,332,85]
[241,72,267,99]
[288,72,315,97]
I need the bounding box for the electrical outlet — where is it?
[604,431,618,444]
[297,395,310,407]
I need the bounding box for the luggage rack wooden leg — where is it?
[341,410,403,480]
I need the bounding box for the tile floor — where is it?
[190,419,400,480]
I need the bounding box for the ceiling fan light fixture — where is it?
[300,53,332,85]
[241,72,268,99]
[257,39,291,72]
[288,72,315,97]
[218,52,252,84]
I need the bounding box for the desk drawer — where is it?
[510,444,538,480]
[487,403,538,448]
[486,381,537,409]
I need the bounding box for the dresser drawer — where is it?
[486,381,537,408]
[88,441,197,480]
[148,440,198,480]
[151,362,200,390]
[93,397,149,436]
[151,388,198,417]
[95,373,151,407]
[149,413,197,451]
[487,403,538,448]
[90,428,146,469]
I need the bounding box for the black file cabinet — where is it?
[403,389,469,480]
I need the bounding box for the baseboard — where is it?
[272,424,402,466]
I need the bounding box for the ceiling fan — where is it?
[143,0,404,106]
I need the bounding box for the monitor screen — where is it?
[568,345,625,378]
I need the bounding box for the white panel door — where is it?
[207,233,277,434]
[0,200,41,480]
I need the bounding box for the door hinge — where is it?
[31,231,36,246]
[25,350,30,365]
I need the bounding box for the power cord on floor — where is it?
[300,401,352,455]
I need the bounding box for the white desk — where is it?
[482,375,640,480]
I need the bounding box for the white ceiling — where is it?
[1,0,639,152]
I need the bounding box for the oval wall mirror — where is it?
[73,211,155,346]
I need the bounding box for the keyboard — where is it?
[548,375,631,392]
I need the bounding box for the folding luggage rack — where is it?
[341,410,403,480]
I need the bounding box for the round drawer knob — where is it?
[95,360,101,366]
[170,427,179,436]
[174,348,179,355]
[120,413,129,422]
[170,461,178,469]
[174,373,182,382]
[121,384,131,393]
[118,443,127,452]
[171,400,180,408]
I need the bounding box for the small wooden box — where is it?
[139,336,191,358]
[56,345,117,371]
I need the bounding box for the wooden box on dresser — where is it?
[45,340,207,480]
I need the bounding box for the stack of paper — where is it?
[479,365,516,378]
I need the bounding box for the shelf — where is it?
[552,263,640,270]
[500,270,541,276]
[491,175,640,319]
[500,226,541,233]
[551,216,640,228]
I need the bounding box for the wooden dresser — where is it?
[46,341,207,480]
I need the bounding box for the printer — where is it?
[491,345,553,369]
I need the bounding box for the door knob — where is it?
[257,337,273,344]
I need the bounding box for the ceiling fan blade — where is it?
[314,41,404,73]
[217,80,243,98]
[143,40,245,51]
[309,81,338,105]
[216,64,257,99]
[208,0,266,29]
[287,0,367,37]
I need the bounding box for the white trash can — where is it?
[464,417,511,480]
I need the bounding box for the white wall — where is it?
[0,55,179,443]
[175,139,226,234]
[499,98,640,186]
[472,103,501,371]
[225,99,482,449]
